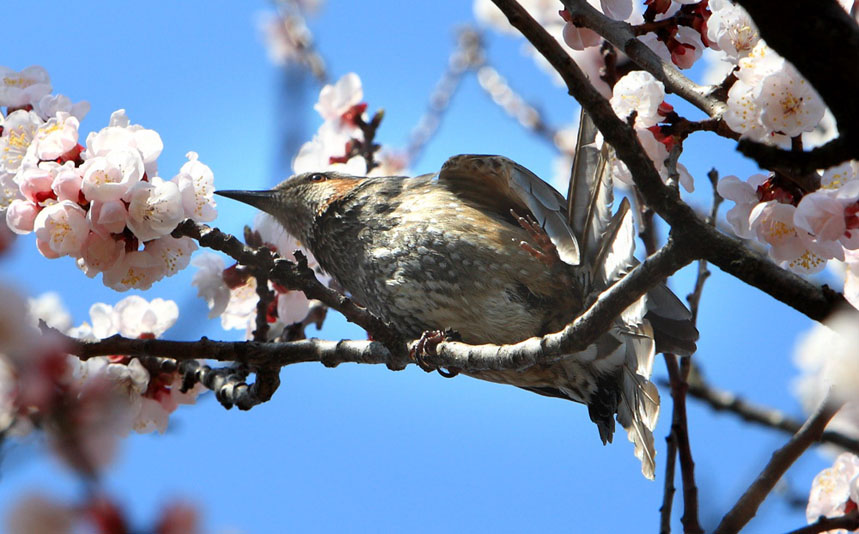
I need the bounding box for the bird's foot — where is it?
[409,328,461,378]
[510,209,557,266]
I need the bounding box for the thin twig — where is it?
[407,28,483,165]
[665,354,704,534]
[682,380,859,454]
[560,0,726,118]
[659,431,678,534]
[714,395,842,534]
[786,510,859,534]
[489,0,847,322]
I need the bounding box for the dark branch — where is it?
[172,220,404,351]
[733,0,859,170]
[664,354,704,534]
[684,380,859,454]
[786,510,859,534]
[489,0,848,323]
[714,396,842,534]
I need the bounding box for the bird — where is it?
[216,113,698,479]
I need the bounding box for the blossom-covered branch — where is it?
[488,0,848,322]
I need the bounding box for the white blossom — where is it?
[27,292,72,331]
[0,65,52,108]
[191,253,231,319]
[314,72,363,122]
[31,112,79,160]
[610,71,665,128]
[757,65,826,137]
[80,149,145,202]
[125,177,184,242]
[31,94,90,122]
[173,151,216,222]
[716,173,768,238]
[707,0,760,61]
[806,453,859,527]
[84,109,163,177]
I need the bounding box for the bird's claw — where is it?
[510,209,557,266]
[409,329,461,378]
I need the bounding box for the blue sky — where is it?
[0,1,836,532]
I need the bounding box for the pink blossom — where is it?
[145,235,196,277]
[16,165,54,204]
[102,236,196,291]
[77,231,125,277]
[672,26,704,69]
[5,198,39,234]
[0,65,52,108]
[822,162,857,190]
[33,200,89,258]
[600,0,633,20]
[639,33,672,64]
[88,199,128,236]
[749,201,838,273]
[795,190,848,243]
[293,121,366,175]
[49,162,83,202]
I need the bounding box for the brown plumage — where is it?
[216,114,697,478]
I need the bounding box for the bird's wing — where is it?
[437,154,580,265]
[567,112,613,267]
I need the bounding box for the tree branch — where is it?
[733,0,859,170]
[714,395,842,534]
[683,379,859,455]
[430,237,694,369]
[489,0,848,323]
[787,510,859,534]
[560,0,726,118]
[172,220,405,351]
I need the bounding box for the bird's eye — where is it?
[309,173,327,182]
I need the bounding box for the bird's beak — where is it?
[215,189,279,212]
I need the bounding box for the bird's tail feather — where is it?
[616,325,659,480]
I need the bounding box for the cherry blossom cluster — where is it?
[192,212,329,340]
[1,287,204,483]
[0,66,217,291]
[609,70,694,191]
[717,163,859,278]
[806,452,859,529]
[293,72,406,177]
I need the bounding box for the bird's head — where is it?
[216,171,365,244]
